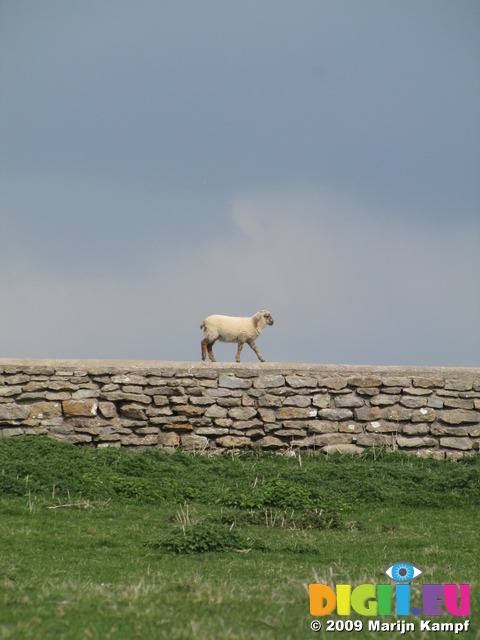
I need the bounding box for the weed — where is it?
[157,518,248,554]
[222,507,343,531]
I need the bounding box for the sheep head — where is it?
[255,310,274,328]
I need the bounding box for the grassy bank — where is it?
[0,437,478,639]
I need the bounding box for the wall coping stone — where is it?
[1,358,478,378]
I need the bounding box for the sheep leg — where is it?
[206,340,216,362]
[235,341,244,363]
[248,340,265,362]
[202,338,216,362]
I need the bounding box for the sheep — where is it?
[200,310,274,363]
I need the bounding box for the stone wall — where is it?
[1,359,479,459]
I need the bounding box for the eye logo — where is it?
[384,563,423,582]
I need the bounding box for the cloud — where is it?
[2,186,478,366]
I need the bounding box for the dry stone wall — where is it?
[1,359,479,459]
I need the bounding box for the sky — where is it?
[1,0,479,367]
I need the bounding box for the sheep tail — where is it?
[200,321,205,330]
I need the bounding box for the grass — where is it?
[0,436,478,639]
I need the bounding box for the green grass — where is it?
[0,437,478,639]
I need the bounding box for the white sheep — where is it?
[200,310,274,363]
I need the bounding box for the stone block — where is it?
[72,388,99,400]
[354,406,381,421]
[146,407,173,418]
[275,428,307,437]
[48,380,77,391]
[216,435,251,448]
[211,418,232,428]
[396,436,436,448]
[445,450,470,460]
[256,436,284,449]
[440,410,480,424]
[257,394,283,407]
[228,406,257,420]
[0,385,22,397]
[28,402,62,420]
[217,398,242,408]
[196,427,230,436]
[415,450,445,460]
[181,434,208,451]
[444,380,473,392]
[257,407,276,423]
[400,396,426,409]
[402,423,430,435]
[334,395,364,408]
[1,428,24,437]
[190,396,216,406]
[230,420,262,431]
[283,395,311,407]
[339,423,362,433]
[23,381,48,393]
[241,394,256,407]
[366,421,398,433]
[370,395,399,406]
[5,374,30,385]
[440,437,473,450]
[317,377,348,390]
[98,402,117,418]
[101,391,151,404]
[411,408,436,423]
[112,374,148,385]
[46,392,71,401]
[312,394,330,409]
[121,434,159,446]
[63,400,98,417]
[317,408,353,421]
[119,404,147,421]
[285,375,317,388]
[205,405,228,418]
[443,398,475,409]
[253,374,285,388]
[173,404,205,417]
[168,422,193,431]
[136,427,160,435]
[403,388,432,396]
[160,432,180,447]
[322,444,363,455]
[355,433,392,447]
[219,374,252,389]
[277,407,316,420]
[308,421,339,434]
[0,404,31,422]
[51,433,92,444]
[381,406,412,421]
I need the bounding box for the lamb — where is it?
[200,310,274,363]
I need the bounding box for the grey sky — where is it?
[1,0,479,366]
